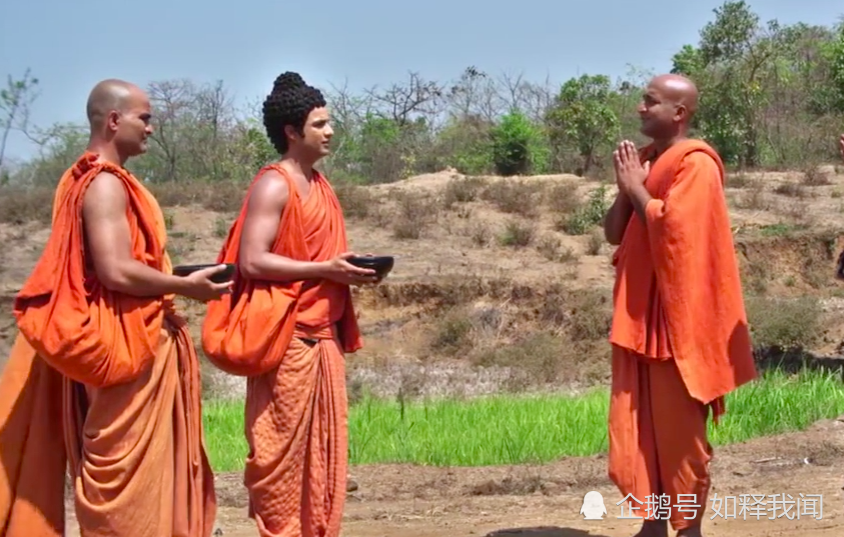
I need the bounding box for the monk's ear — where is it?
[106,110,121,133]
[673,104,688,123]
[283,124,300,142]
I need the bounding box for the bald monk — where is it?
[602,74,757,537]
[201,71,377,537]
[0,79,226,536]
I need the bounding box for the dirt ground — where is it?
[61,414,844,536]
[5,166,844,536]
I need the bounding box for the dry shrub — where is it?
[334,182,376,219]
[201,182,247,213]
[467,221,492,247]
[733,179,769,210]
[472,332,569,385]
[499,220,535,247]
[442,176,486,209]
[745,295,823,350]
[727,173,752,188]
[148,180,246,213]
[555,185,609,235]
[213,216,230,238]
[391,190,439,239]
[586,229,603,255]
[801,164,832,186]
[0,186,54,224]
[741,258,769,294]
[480,179,543,217]
[773,182,807,198]
[535,234,576,262]
[565,288,612,342]
[430,307,475,356]
[545,181,582,214]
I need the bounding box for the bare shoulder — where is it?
[83,171,128,219]
[247,168,289,214]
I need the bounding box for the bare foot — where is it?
[633,519,668,537]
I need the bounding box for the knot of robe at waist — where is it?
[294,323,337,342]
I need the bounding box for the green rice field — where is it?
[202,367,844,472]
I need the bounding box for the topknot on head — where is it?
[261,70,328,155]
[272,72,306,92]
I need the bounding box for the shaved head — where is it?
[647,74,699,119]
[84,78,153,159]
[637,73,699,140]
[86,79,146,129]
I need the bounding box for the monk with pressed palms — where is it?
[202,71,377,537]
[602,74,757,537]
[0,79,226,536]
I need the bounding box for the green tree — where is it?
[490,109,547,176]
[545,74,619,175]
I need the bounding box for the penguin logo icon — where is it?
[580,491,607,520]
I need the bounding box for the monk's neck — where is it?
[85,141,128,168]
[279,155,318,181]
[651,134,689,158]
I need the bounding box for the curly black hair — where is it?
[262,71,326,155]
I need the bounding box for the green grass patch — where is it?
[202,367,844,472]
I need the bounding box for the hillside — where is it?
[5,166,844,536]
[3,166,844,399]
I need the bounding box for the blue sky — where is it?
[1,0,842,162]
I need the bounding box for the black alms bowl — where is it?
[172,263,235,284]
[347,255,394,279]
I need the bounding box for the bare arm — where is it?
[83,172,230,300]
[238,170,377,285]
[603,191,634,245]
[238,171,331,281]
[626,182,654,224]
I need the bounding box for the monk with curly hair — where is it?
[201,71,377,537]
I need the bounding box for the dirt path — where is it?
[61,414,844,536]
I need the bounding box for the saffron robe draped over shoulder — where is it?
[201,164,361,377]
[0,152,217,537]
[609,139,757,404]
[201,164,361,537]
[607,139,757,531]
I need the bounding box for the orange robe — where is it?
[202,164,361,537]
[607,139,757,530]
[0,152,217,537]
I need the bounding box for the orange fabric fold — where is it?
[245,325,348,537]
[608,346,712,531]
[0,152,216,536]
[0,335,66,537]
[203,164,359,536]
[13,152,171,387]
[201,164,362,377]
[609,139,757,405]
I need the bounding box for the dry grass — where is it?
[0,185,54,224]
[479,180,544,218]
[334,182,377,219]
[745,295,825,351]
[801,164,833,186]
[3,166,844,401]
[442,176,486,208]
[498,220,535,248]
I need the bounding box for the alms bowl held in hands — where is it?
[347,255,394,280]
[173,263,236,284]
